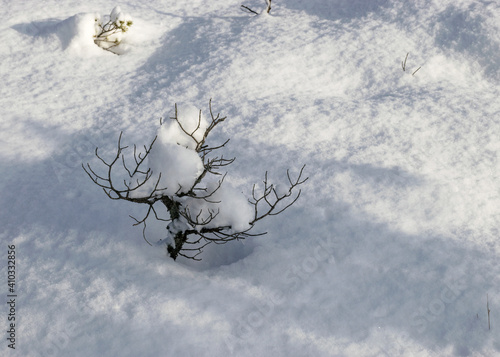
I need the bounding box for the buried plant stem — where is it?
[241,0,271,15]
[401,52,422,76]
[487,294,491,330]
[402,52,409,71]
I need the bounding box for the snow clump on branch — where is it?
[131,104,207,197]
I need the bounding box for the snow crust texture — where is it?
[1,1,499,356]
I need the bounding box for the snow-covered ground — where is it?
[1,0,499,356]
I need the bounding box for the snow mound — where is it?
[29,6,155,56]
[56,13,103,56]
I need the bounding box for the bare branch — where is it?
[197,99,227,152]
[249,165,308,224]
[241,5,259,15]
[181,206,221,227]
[241,0,271,15]
[82,132,166,204]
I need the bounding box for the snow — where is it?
[131,119,204,197]
[162,103,209,150]
[181,184,254,232]
[1,0,499,356]
[55,13,103,57]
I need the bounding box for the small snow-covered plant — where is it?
[94,6,133,54]
[241,0,272,15]
[83,100,307,261]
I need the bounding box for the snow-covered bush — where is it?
[83,101,307,260]
[93,6,133,54]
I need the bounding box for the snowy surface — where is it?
[1,0,499,356]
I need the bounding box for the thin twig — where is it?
[487,294,491,330]
[402,52,408,71]
[241,5,259,15]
